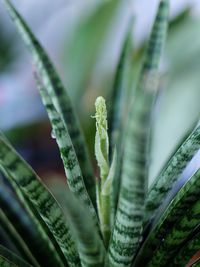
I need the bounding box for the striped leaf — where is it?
[145,124,200,223]
[171,230,200,267]
[0,153,68,267]
[135,168,200,267]
[3,0,96,209]
[0,245,33,267]
[36,78,99,231]
[61,189,106,267]
[0,132,80,267]
[108,17,134,216]
[108,1,169,266]
[0,208,38,266]
[0,181,65,267]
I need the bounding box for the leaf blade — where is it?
[146,124,200,223]
[0,245,33,267]
[108,1,169,266]
[36,78,99,232]
[0,180,65,267]
[3,0,96,209]
[135,168,200,266]
[0,132,80,267]
[61,189,106,267]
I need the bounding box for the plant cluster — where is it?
[0,0,200,267]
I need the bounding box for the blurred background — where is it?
[0,0,200,186]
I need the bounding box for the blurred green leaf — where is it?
[150,12,200,184]
[63,0,121,101]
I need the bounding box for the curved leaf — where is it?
[0,245,33,267]
[146,124,200,223]
[0,132,80,267]
[0,208,38,266]
[0,158,67,267]
[0,181,65,267]
[3,0,96,209]
[36,78,99,232]
[135,168,200,266]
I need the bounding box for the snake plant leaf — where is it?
[0,208,39,266]
[171,229,200,267]
[135,168,200,267]
[36,78,99,231]
[2,0,96,209]
[108,16,134,150]
[145,124,200,223]
[108,17,134,216]
[108,1,169,266]
[0,181,64,267]
[0,132,80,267]
[149,9,200,185]
[0,245,33,267]
[0,224,17,252]
[0,141,68,267]
[0,206,40,267]
[61,189,106,267]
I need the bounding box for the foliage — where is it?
[0,0,200,267]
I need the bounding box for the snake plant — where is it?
[0,0,200,266]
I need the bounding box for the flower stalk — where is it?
[93,96,111,248]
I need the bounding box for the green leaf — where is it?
[3,0,96,209]
[108,16,134,150]
[63,0,121,101]
[0,208,38,266]
[108,17,134,216]
[193,261,200,267]
[135,168,200,266]
[36,78,99,232]
[0,245,33,267]
[171,230,200,267]
[61,189,106,267]
[146,124,200,223]
[0,132,80,267]
[0,224,17,252]
[149,10,200,185]
[108,1,169,266]
[0,181,64,267]
[0,154,67,267]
